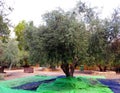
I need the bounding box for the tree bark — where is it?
[61,57,78,77]
[103,66,107,72]
[98,65,103,71]
[0,66,4,73]
[97,65,107,72]
[61,63,70,77]
[9,62,13,70]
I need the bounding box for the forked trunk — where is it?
[98,65,107,72]
[61,58,78,77]
[61,63,71,77]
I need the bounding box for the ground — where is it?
[3,67,120,80]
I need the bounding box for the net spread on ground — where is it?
[0,75,116,93]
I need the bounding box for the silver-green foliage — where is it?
[0,39,20,69]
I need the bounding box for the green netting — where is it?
[0,75,56,88]
[0,75,113,93]
[0,86,38,93]
[37,77,113,93]
[77,75,106,79]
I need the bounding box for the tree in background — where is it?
[0,39,20,72]
[3,39,20,70]
[106,9,120,71]
[108,8,120,72]
[0,16,10,42]
[0,0,13,72]
[111,38,120,72]
[14,20,26,50]
[88,28,114,71]
[0,0,13,42]
[14,21,31,67]
[25,22,45,66]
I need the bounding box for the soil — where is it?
[3,67,120,80]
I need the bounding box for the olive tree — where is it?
[25,9,87,77]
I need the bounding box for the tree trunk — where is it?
[61,58,78,77]
[0,66,4,73]
[9,62,13,70]
[69,64,75,77]
[97,65,107,72]
[98,65,103,71]
[61,63,70,77]
[49,64,56,70]
[103,66,107,72]
[115,67,120,73]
